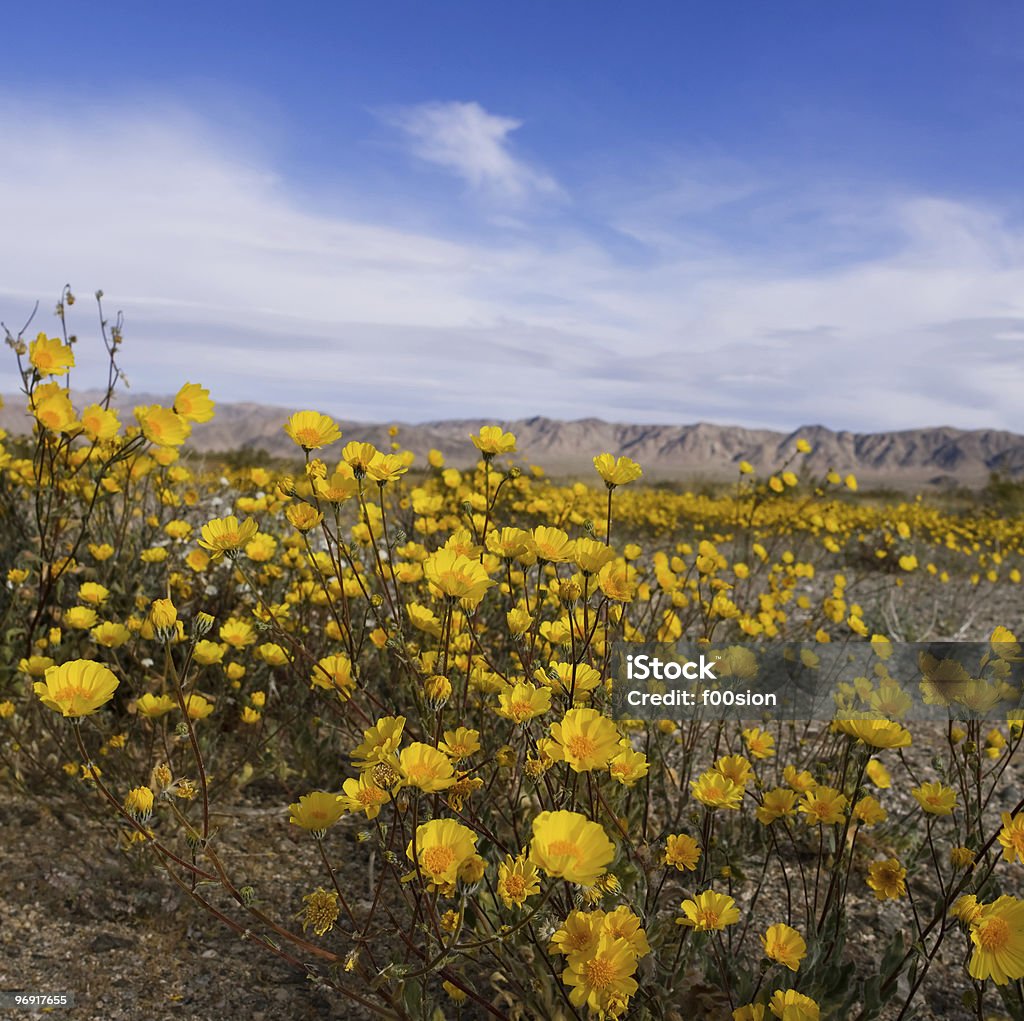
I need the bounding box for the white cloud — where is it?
[0,97,1023,433]
[386,100,560,200]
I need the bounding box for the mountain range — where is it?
[2,393,1022,487]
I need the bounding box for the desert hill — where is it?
[2,393,1022,486]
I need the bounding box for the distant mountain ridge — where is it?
[2,392,1022,486]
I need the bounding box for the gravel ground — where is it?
[0,793,361,1021]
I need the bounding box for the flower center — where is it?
[583,956,614,990]
[978,916,1010,952]
[548,839,581,860]
[55,684,89,703]
[504,874,525,896]
[422,846,456,875]
[567,735,597,760]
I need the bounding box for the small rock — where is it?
[89,932,134,952]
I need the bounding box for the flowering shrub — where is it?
[1,291,1024,1020]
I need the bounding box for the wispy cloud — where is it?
[386,100,560,200]
[1,96,1023,433]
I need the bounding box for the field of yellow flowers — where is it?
[2,293,1024,1020]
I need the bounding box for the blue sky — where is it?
[2,2,1023,431]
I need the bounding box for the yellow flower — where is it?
[471,425,516,457]
[284,410,342,450]
[240,706,261,724]
[833,717,911,749]
[135,693,177,718]
[173,382,215,423]
[716,753,753,787]
[911,782,957,816]
[32,387,79,433]
[953,894,984,925]
[853,795,887,827]
[532,525,576,563]
[407,818,478,892]
[316,469,359,503]
[487,527,535,563]
[365,453,409,484]
[339,773,391,820]
[497,852,541,908]
[124,786,154,821]
[967,896,1024,985]
[561,931,639,1015]
[441,980,467,1003]
[529,810,615,886]
[742,726,776,759]
[29,333,75,375]
[663,833,700,872]
[761,923,807,972]
[19,655,55,677]
[64,606,98,630]
[398,742,456,792]
[301,888,339,936]
[288,791,344,837]
[77,583,109,606]
[951,846,976,869]
[149,597,178,633]
[438,727,481,761]
[783,765,816,793]
[192,640,225,666]
[424,548,494,606]
[286,503,323,532]
[550,707,621,772]
[80,403,120,442]
[733,1004,766,1021]
[539,661,603,699]
[865,758,891,788]
[597,558,637,602]
[351,715,406,769]
[691,769,744,810]
[866,858,907,900]
[197,515,259,560]
[593,453,642,488]
[756,788,798,825]
[676,890,740,931]
[799,785,847,826]
[34,659,119,718]
[135,405,191,447]
[602,906,650,959]
[310,654,356,700]
[184,694,214,721]
[769,989,820,1020]
[219,617,256,648]
[609,745,649,787]
[998,811,1024,864]
[574,537,615,575]
[495,682,552,723]
[549,909,604,958]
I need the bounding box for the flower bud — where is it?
[124,785,154,822]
